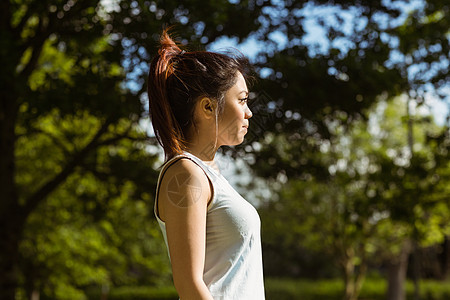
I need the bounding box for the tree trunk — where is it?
[343,261,356,300]
[441,236,450,280]
[342,247,367,300]
[412,243,421,300]
[343,261,367,300]
[354,261,368,300]
[386,240,412,300]
[31,290,40,300]
[0,211,25,300]
[0,70,21,298]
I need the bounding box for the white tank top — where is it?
[154,151,265,299]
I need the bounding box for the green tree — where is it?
[243,1,449,298]
[0,0,261,297]
[2,0,448,298]
[259,97,450,300]
[16,112,171,299]
[244,0,448,174]
[364,97,449,300]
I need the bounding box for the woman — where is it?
[147,29,265,300]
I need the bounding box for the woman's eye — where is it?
[239,97,248,103]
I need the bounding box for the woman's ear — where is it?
[198,97,216,119]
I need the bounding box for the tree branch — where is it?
[96,135,130,148]
[41,128,72,157]
[22,117,113,217]
[18,17,50,81]
[0,0,11,32]
[16,126,72,157]
[129,135,157,143]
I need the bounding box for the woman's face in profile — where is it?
[217,72,253,146]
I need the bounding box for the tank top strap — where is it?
[180,151,221,183]
[154,152,218,220]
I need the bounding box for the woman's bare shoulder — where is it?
[159,157,210,209]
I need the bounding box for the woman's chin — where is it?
[220,135,247,147]
[235,137,246,146]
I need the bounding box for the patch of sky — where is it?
[381,0,425,26]
[298,3,361,56]
[193,21,206,36]
[428,87,450,126]
[207,35,262,59]
[210,1,417,59]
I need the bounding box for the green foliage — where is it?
[3,0,264,296]
[264,278,450,300]
[35,278,450,300]
[392,0,449,92]
[259,96,450,300]
[84,286,178,300]
[2,0,449,298]
[17,113,172,297]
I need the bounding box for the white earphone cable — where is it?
[213,108,218,151]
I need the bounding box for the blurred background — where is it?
[0,0,449,299]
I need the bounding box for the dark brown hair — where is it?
[147,28,251,160]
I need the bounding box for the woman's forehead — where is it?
[231,72,248,93]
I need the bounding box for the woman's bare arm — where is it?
[158,159,213,300]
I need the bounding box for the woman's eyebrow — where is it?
[238,90,249,96]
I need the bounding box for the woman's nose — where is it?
[245,106,253,119]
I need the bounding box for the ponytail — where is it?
[147,29,186,159]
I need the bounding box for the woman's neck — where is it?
[185,143,217,163]
[184,119,220,163]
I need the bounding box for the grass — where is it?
[83,278,450,300]
[265,277,450,300]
